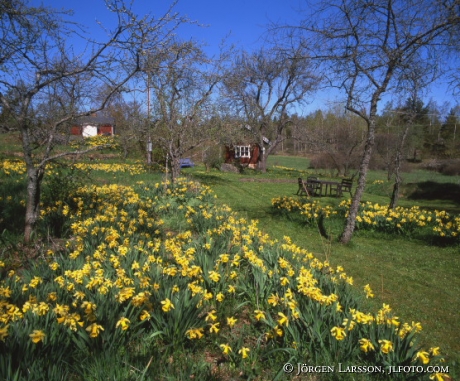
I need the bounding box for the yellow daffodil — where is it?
[430,373,449,381]
[86,323,104,338]
[239,347,250,359]
[359,338,375,353]
[140,310,151,321]
[342,318,355,331]
[331,326,346,340]
[277,312,289,327]
[29,330,46,344]
[208,271,220,282]
[280,277,290,286]
[209,323,220,334]
[274,326,283,337]
[416,351,430,364]
[0,325,9,341]
[254,310,266,321]
[216,293,225,302]
[268,293,280,306]
[412,321,423,332]
[203,291,213,300]
[116,317,130,331]
[186,328,204,339]
[48,292,57,302]
[364,284,374,298]
[81,301,97,315]
[205,310,217,322]
[161,298,174,312]
[74,291,86,300]
[220,343,232,355]
[378,339,394,354]
[227,316,237,328]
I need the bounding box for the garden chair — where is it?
[338,178,353,197]
[297,178,310,196]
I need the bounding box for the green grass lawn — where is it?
[182,156,460,377]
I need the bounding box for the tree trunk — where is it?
[170,156,181,182]
[259,142,275,173]
[389,181,400,210]
[258,153,268,173]
[24,166,44,243]
[389,124,410,209]
[339,120,375,244]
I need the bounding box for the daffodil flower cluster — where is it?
[69,135,120,149]
[339,200,459,240]
[272,196,459,241]
[0,177,448,379]
[0,159,26,176]
[72,163,146,175]
[272,165,311,175]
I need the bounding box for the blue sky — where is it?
[30,0,458,115]
[34,0,304,51]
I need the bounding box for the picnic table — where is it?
[315,179,341,197]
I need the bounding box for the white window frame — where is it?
[234,145,251,158]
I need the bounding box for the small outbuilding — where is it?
[71,114,115,137]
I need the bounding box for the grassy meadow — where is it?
[0,138,459,380]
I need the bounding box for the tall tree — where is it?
[441,108,459,142]
[222,46,319,172]
[276,0,460,243]
[438,107,460,157]
[0,0,184,242]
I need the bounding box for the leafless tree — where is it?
[275,0,460,243]
[222,46,319,172]
[148,40,227,181]
[0,0,185,242]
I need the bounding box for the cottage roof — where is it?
[76,115,114,126]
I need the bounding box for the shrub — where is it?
[203,146,223,171]
[309,153,360,177]
[439,159,460,176]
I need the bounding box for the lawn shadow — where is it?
[407,181,460,206]
[189,172,231,186]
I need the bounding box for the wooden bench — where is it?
[338,178,353,197]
